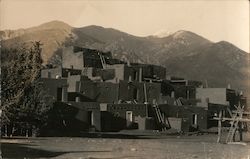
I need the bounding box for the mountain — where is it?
[149,30,212,63]
[164,41,249,89]
[1,21,249,93]
[1,21,72,62]
[72,25,161,64]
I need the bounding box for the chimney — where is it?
[171,91,175,98]
[128,75,132,82]
[75,97,80,102]
[187,89,190,99]
[127,58,131,66]
[139,68,142,82]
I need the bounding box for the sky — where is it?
[0,0,249,52]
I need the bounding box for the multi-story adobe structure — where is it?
[39,46,246,134]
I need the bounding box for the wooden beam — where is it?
[217,110,222,143]
[143,83,148,117]
[213,117,250,122]
[227,107,233,118]
[232,110,250,115]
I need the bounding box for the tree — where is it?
[1,42,53,136]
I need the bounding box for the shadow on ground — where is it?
[2,143,110,158]
[80,132,154,139]
[38,131,158,139]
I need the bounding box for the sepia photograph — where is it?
[0,0,250,158]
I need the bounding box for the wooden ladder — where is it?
[215,104,250,143]
[226,106,244,143]
[152,100,168,131]
[226,114,238,143]
[99,53,106,69]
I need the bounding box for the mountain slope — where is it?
[163,41,249,89]
[1,21,249,92]
[149,30,212,63]
[1,21,73,62]
[72,25,159,64]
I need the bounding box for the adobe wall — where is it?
[101,103,148,131]
[40,78,68,102]
[41,102,89,136]
[118,80,161,103]
[67,76,162,104]
[159,104,207,132]
[68,101,101,131]
[132,64,166,79]
[95,82,119,103]
[41,67,82,79]
[62,46,84,69]
[196,88,227,106]
[41,67,62,78]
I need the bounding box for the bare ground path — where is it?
[1,132,250,159]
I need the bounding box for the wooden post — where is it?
[26,123,29,138]
[239,122,243,141]
[26,129,29,138]
[143,83,148,117]
[10,124,15,138]
[217,110,222,143]
[4,125,7,137]
[213,105,249,143]
[139,68,142,82]
[143,83,148,103]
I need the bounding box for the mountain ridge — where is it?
[1,20,249,92]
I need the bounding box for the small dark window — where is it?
[133,88,138,100]
[133,71,138,81]
[48,71,51,78]
[57,87,63,101]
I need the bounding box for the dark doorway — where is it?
[88,111,93,126]
[57,87,63,101]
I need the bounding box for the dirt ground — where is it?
[1,132,250,159]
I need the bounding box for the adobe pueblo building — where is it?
[40,46,247,135]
